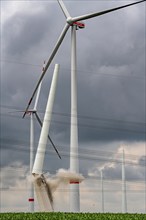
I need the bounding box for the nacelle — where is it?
[73,21,85,29]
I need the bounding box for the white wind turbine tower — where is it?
[122,148,127,213]
[23,0,145,212]
[26,61,45,212]
[100,169,104,213]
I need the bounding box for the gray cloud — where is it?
[88,152,145,182]
[103,163,144,181]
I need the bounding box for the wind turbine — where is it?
[26,62,45,212]
[22,0,145,212]
[25,62,61,212]
[100,169,104,213]
[122,148,127,213]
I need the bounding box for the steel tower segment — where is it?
[29,113,35,212]
[32,64,60,174]
[69,24,80,212]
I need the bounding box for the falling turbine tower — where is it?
[23,0,145,212]
[32,64,60,211]
[24,62,61,212]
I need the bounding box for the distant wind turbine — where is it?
[100,169,104,213]
[23,0,145,212]
[122,148,127,213]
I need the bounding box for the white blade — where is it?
[57,0,71,18]
[32,64,59,174]
[33,82,42,111]
[33,61,45,111]
[23,23,70,118]
[71,0,145,22]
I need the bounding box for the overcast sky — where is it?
[1,0,145,213]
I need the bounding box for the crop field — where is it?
[0,212,146,220]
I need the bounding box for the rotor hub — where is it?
[26,109,36,114]
[66,16,73,24]
[67,17,85,29]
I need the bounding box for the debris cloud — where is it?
[32,169,84,211]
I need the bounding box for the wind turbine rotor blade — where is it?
[23,23,70,118]
[71,0,145,22]
[34,112,61,159]
[33,61,45,111]
[57,0,71,18]
[34,112,43,127]
[33,82,42,111]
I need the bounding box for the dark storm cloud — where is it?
[3,13,46,55]
[1,1,145,169]
[2,3,58,56]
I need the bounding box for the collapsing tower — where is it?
[32,64,60,211]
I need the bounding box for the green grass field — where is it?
[0,212,146,220]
